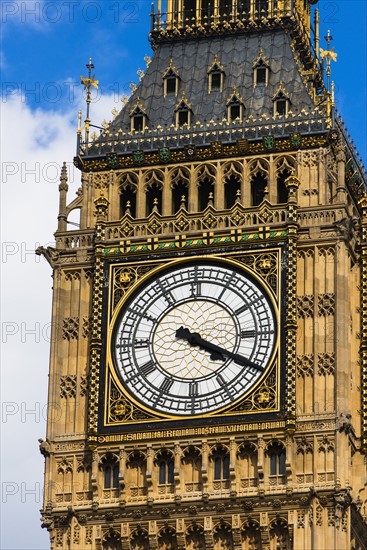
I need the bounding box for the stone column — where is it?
[136,170,146,218]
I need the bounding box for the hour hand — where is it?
[175,327,224,361]
[175,326,264,372]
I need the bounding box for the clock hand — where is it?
[175,327,264,372]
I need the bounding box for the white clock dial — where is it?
[113,261,276,416]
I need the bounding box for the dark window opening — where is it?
[230,104,241,120]
[159,460,174,484]
[251,173,267,206]
[172,180,189,213]
[211,72,221,90]
[166,77,176,94]
[201,0,214,19]
[238,0,251,14]
[256,0,268,16]
[256,67,267,84]
[198,177,214,211]
[146,183,162,215]
[214,454,230,480]
[275,99,287,115]
[219,0,232,16]
[178,110,189,127]
[277,169,291,203]
[184,0,197,20]
[225,175,241,208]
[133,115,144,132]
[120,187,136,217]
[104,463,119,489]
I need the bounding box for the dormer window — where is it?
[253,50,270,87]
[175,93,193,128]
[226,88,244,122]
[129,100,148,132]
[133,114,144,132]
[272,85,290,116]
[208,55,225,93]
[163,59,180,97]
[178,110,189,126]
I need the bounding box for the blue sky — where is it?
[0,1,366,549]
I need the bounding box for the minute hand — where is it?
[175,327,264,372]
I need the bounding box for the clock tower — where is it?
[39,1,367,548]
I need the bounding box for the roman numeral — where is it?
[241,329,256,339]
[140,361,155,377]
[235,304,249,316]
[189,382,198,397]
[216,374,226,386]
[160,378,174,393]
[134,338,149,348]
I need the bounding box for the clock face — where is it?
[113,261,276,416]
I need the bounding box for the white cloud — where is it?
[0,91,118,549]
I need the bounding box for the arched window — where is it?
[103,532,122,550]
[182,446,202,491]
[186,524,205,550]
[211,448,230,480]
[208,56,225,94]
[172,180,189,213]
[251,172,267,206]
[224,174,241,208]
[213,522,233,550]
[120,184,137,218]
[129,102,148,132]
[267,441,286,482]
[146,181,163,215]
[277,168,291,203]
[126,451,147,497]
[238,442,258,488]
[198,177,214,211]
[101,454,119,489]
[156,450,174,485]
[131,529,149,550]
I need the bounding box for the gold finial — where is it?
[80,58,99,147]
[320,30,338,93]
[144,55,152,67]
[236,189,241,202]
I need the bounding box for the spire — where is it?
[80,58,99,148]
[57,162,69,231]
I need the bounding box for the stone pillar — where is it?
[202,441,209,492]
[136,171,146,218]
[215,161,224,209]
[189,166,198,212]
[174,443,181,492]
[242,160,251,207]
[268,155,276,203]
[162,168,171,216]
[119,448,127,491]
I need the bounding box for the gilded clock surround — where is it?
[99,251,282,429]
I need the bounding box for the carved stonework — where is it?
[318,293,335,317]
[60,375,77,399]
[62,317,79,340]
[297,295,314,318]
[317,353,335,376]
[296,355,314,378]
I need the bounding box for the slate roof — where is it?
[109,30,316,133]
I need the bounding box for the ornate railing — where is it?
[80,111,329,157]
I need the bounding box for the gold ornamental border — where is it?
[102,250,282,427]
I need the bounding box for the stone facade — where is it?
[39,1,367,548]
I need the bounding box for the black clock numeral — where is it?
[160,377,174,393]
[140,361,155,377]
[235,304,250,315]
[216,374,226,386]
[189,381,199,397]
[241,329,256,339]
[134,338,149,348]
